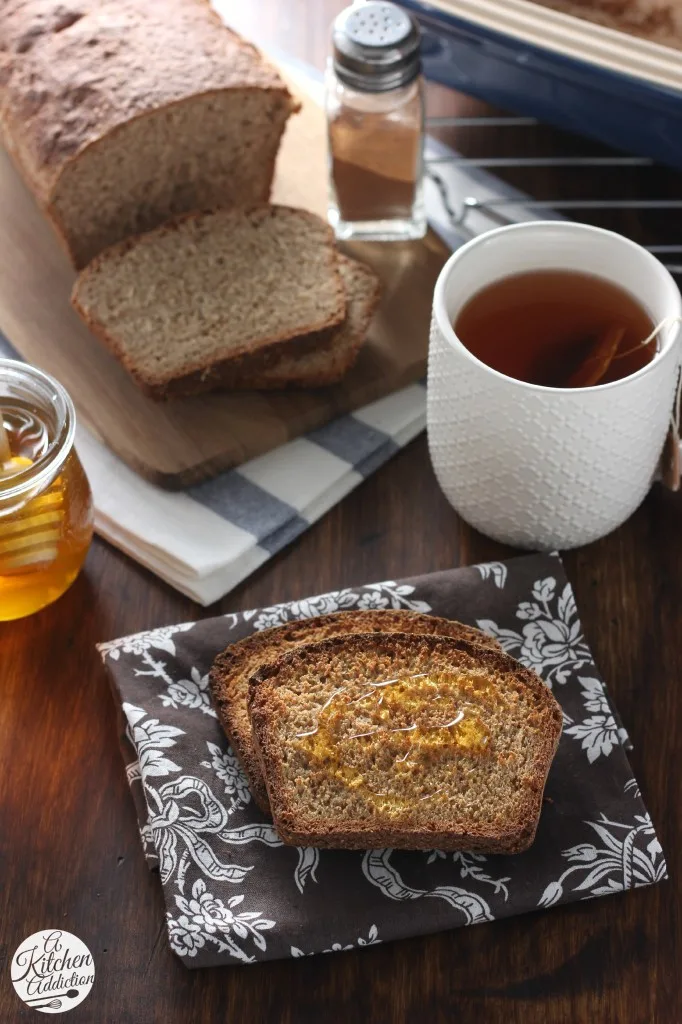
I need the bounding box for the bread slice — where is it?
[228,255,381,390]
[248,633,562,851]
[0,0,300,267]
[71,205,346,399]
[209,609,502,813]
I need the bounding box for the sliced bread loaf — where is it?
[227,255,381,390]
[248,632,562,851]
[209,609,501,813]
[71,205,346,399]
[0,0,299,267]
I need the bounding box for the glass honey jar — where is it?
[0,359,93,620]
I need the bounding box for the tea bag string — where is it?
[643,316,682,446]
[673,362,682,440]
[609,316,682,449]
[613,314,682,361]
[641,314,682,349]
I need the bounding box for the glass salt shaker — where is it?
[326,1,426,242]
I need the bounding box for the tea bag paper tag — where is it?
[661,357,682,492]
[661,423,681,492]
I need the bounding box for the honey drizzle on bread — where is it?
[292,670,494,816]
[209,609,502,814]
[248,633,563,853]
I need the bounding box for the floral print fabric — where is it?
[100,553,665,968]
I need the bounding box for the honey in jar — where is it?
[0,359,93,621]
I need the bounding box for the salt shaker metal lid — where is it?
[332,2,422,93]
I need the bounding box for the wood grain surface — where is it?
[2,1,682,1022]
[0,60,447,488]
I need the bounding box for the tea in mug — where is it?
[454,270,656,388]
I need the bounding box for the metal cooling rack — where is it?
[424,114,682,276]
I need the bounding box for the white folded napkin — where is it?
[75,383,427,604]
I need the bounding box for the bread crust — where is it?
[70,205,347,399]
[209,610,502,814]
[248,632,563,851]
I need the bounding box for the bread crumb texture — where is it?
[210,609,501,813]
[249,633,562,851]
[71,205,345,387]
[227,255,381,390]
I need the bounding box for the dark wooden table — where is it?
[2,3,682,1021]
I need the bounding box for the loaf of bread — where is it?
[71,205,346,399]
[248,632,562,851]
[0,0,299,267]
[209,609,502,813]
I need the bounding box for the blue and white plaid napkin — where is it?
[75,382,428,603]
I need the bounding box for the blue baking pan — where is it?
[398,0,682,169]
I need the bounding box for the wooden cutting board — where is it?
[0,69,448,489]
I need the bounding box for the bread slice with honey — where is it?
[209,609,501,813]
[248,633,562,852]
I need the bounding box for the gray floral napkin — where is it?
[99,553,666,968]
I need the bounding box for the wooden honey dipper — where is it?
[0,408,64,571]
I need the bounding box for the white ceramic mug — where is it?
[427,221,682,550]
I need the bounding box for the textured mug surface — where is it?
[427,222,682,550]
